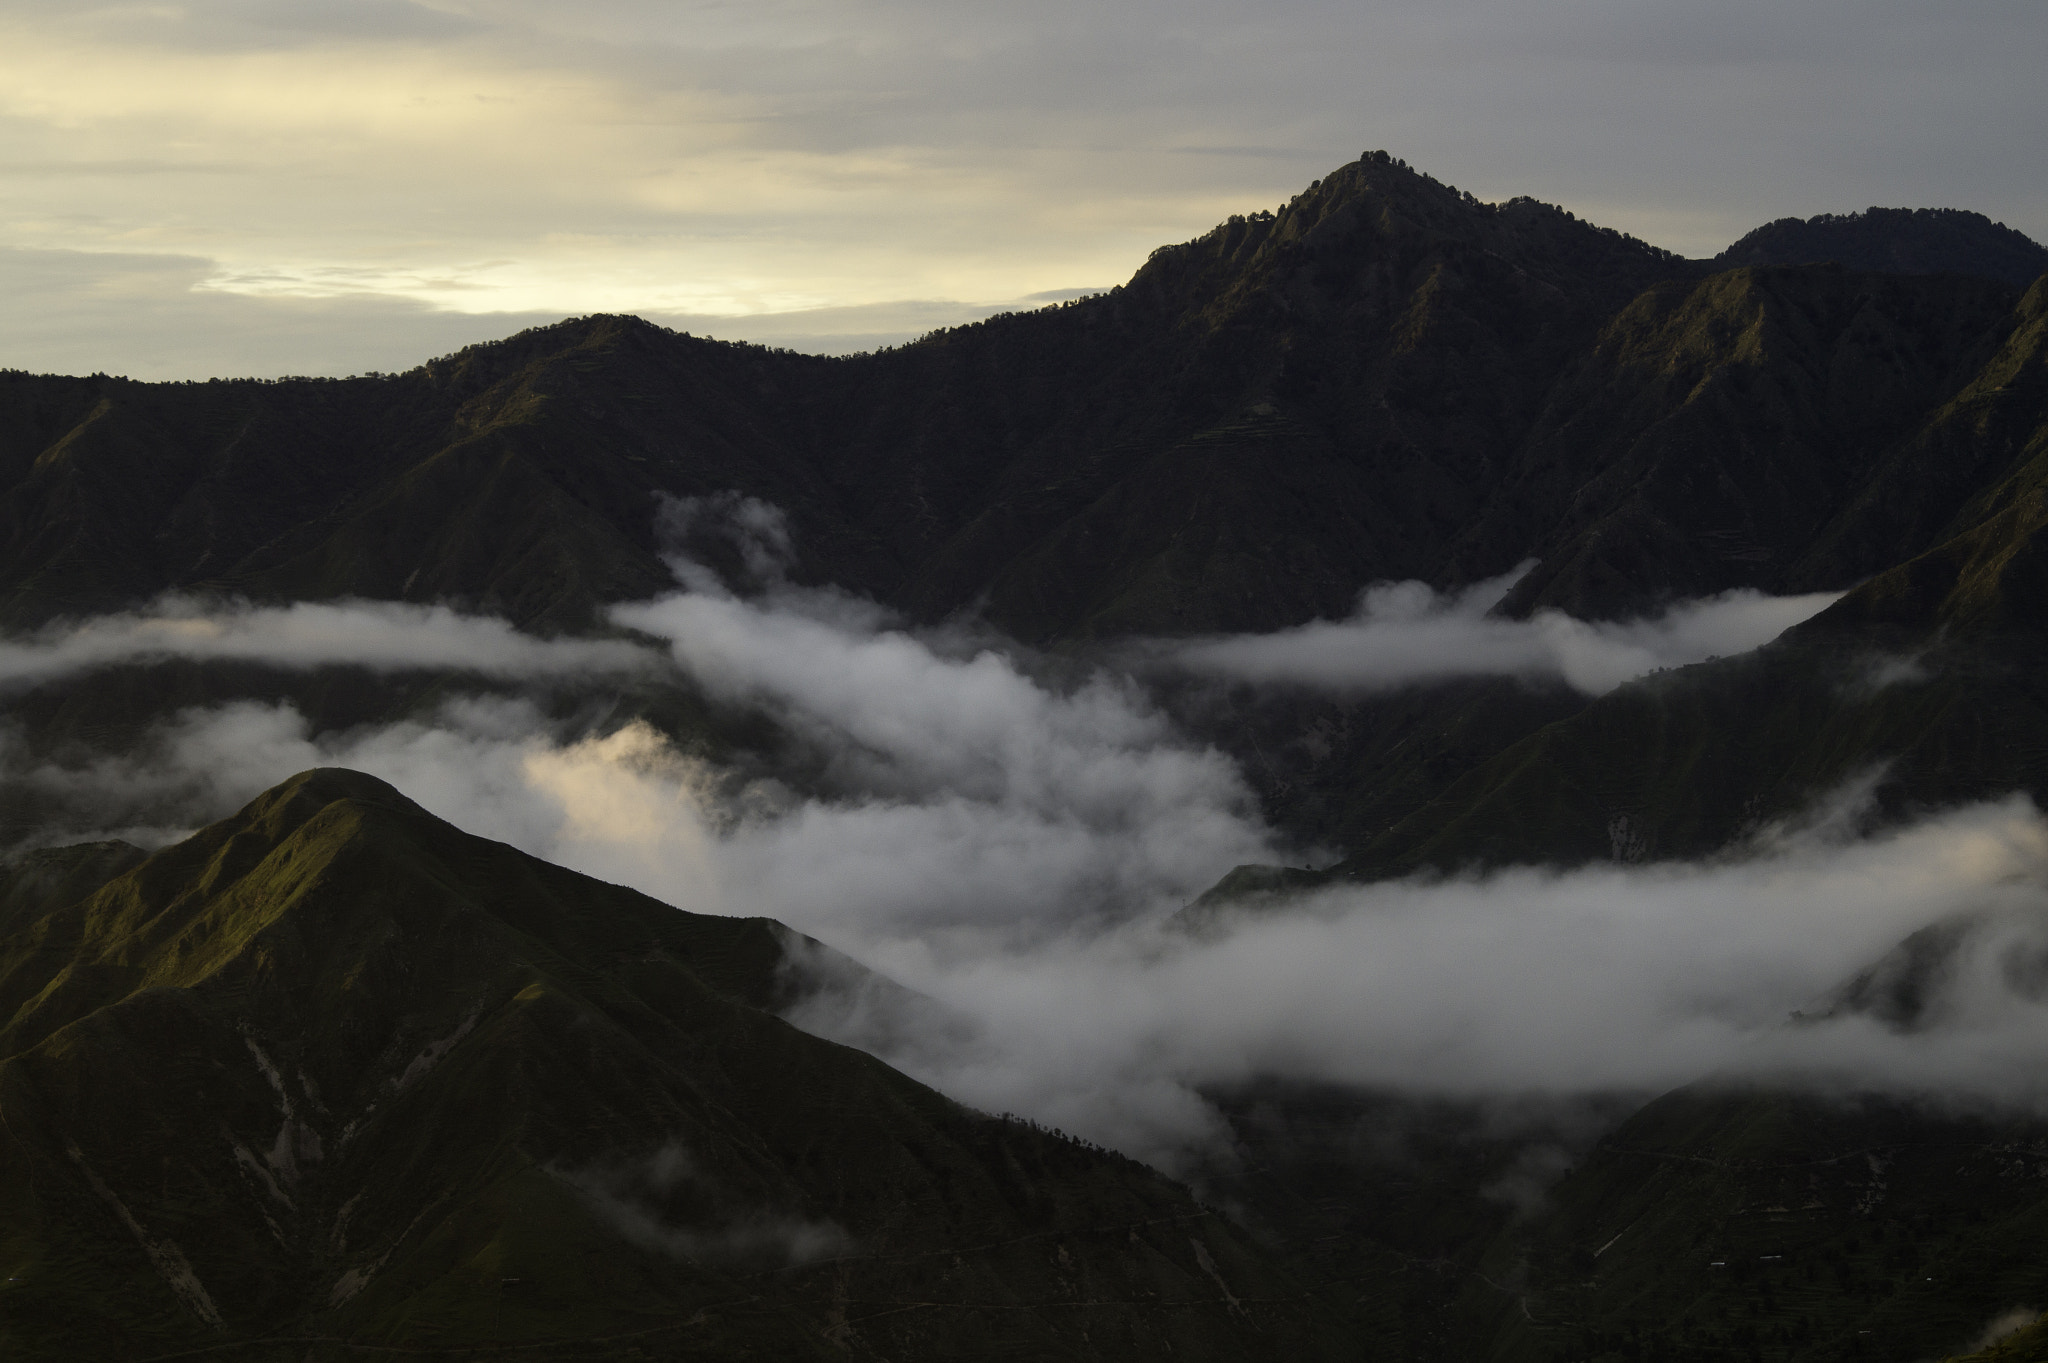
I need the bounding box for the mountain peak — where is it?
[1717,206,2048,286]
[241,765,418,822]
[0,769,1350,1359]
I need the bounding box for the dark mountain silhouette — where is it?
[5,150,2047,889]
[1719,207,2048,288]
[0,153,1706,643]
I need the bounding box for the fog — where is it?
[1168,566,1843,694]
[6,543,2046,1169]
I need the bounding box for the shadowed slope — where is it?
[1315,278,2048,876]
[0,839,144,938]
[1459,1081,2048,1363]
[1464,266,2019,618]
[0,769,1349,1361]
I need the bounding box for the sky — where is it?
[0,0,2043,377]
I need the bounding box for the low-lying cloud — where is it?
[41,687,2047,1171]
[4,543,2042,1173]
[810,798,2048,1163]
[1168,566,1843,695]
[0,597,662,691]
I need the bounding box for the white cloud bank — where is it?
[1168,567,1843,695]
[9,569,2048,1171]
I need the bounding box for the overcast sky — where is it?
[2,0,2042,378]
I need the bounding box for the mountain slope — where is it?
[1464,265,2018,617]
[0,769,1350,1360]
[1322,276,2048,876]
[0,839,143,936]
[1466,1082,2048,1363]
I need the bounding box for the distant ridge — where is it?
[1717,206,2048,286]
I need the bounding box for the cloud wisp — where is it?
[1166,566,1842,695]
[0,598,663,691]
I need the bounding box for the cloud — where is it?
[0,247,564,379]
[0,247,1094,377]
[549,1143,849,1268]
[0,597,664,690]
[5,531,2046,1172]
[1166,566,1842,695]
[46,686,2048,1172]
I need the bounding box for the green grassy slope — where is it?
[0,769,1354,1361]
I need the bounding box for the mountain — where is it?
[8,152,2048,1362]
[1457,265,2019,617]
[1719,208,2048,288]
[6,152,2046,864]
[0,153,1703,645]
[1321,274,2048,877]
[5,165,2039,651]
[0,769,1352,1360]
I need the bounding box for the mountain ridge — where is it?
[0,768,1353,1360]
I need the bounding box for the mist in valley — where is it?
[7,499,2046,1180]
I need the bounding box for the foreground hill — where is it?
[0,769,1349,1360]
